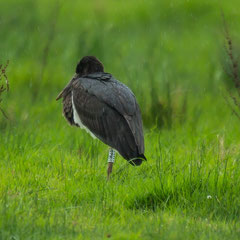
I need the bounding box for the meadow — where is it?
[1,0,240,239]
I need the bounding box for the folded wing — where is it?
[57,73,145,162]
[72,73,145,160]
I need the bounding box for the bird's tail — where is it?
[128,154,147,166]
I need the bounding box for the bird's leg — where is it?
[107,148,115,180]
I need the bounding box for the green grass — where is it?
[1,122,240,239]
[1,0,240,239]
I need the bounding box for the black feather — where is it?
[57,72,146,164]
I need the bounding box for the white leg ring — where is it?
[108,148,115,163]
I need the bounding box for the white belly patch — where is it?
[72,93,96,139]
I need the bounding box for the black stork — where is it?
[56,56,146,179]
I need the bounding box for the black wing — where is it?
[72,73,145,162]
[77,73,145,155]
[80,73,137,116]
[72,82,138,161]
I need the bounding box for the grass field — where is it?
[1,0,240,239]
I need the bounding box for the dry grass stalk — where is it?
[222,13,240,120]
[0,60,9,118]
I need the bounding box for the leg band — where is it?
[108,148,115,163]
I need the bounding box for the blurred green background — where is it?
[1,0,240,239]
[1,0,239,129]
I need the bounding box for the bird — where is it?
[56,56,146,179]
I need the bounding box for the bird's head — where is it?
[75,56,104,76]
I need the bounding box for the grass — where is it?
[1,122,240,239]
[1,0,240,239]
